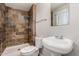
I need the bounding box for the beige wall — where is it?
[36,3,79,56]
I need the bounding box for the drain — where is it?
[18,48,21,51]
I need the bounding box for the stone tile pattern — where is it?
[0,3,6,55]
[0,4,30,55]
[5,8,29,47]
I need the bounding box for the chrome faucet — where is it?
[60,35,63,39]
[55,35,63,39]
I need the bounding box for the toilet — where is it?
[19,37,42,56]
[20,46,39,56]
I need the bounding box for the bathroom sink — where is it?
[42,37,73,54]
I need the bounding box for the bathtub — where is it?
[1,43,29,56]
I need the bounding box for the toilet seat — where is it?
[20,46,39,56]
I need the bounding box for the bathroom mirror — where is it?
[51,3,69,26]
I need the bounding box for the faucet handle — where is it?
[55,35,58,38]
[55,35,63,39]
[60,35,63,39]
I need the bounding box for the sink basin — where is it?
[42,37,73,54]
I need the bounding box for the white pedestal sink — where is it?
[41,37,73,56]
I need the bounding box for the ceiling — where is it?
[5,3,33,11]
[5,3,64,11]
[51,3,65,11]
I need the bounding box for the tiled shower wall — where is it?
[0,4,6,55]
[5,7,29,47]
[0,4,33,55]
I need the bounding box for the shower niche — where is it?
[0,4,36,55]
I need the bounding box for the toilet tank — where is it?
[35,37,43,48]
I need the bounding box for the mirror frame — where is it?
[51,3,70,26]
